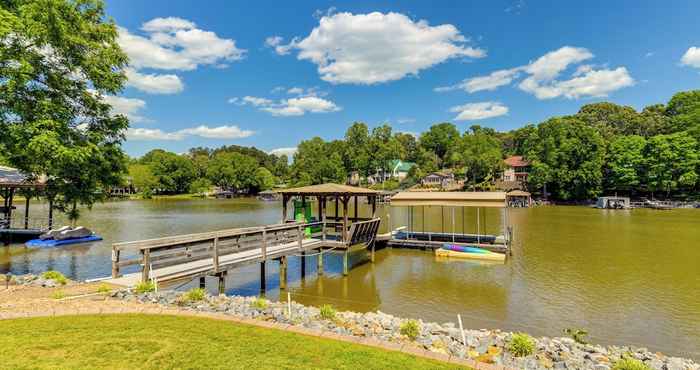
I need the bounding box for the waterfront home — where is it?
[498,156,530,190]
[367,160,416,184]
[420,171,456,189]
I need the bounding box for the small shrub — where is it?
[319,304,336,321]
[612,358,651,370]
[134,281,155,294]
[400,319,421,341]
[251,297,268,310]
[41,271,67,285]
[183,288,206,302]
[564,328,589,344]
[52,290,66,300]
[507,333,535,357]
[96,284,111,294]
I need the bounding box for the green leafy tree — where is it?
[665,90,700,146]
[142,150,196,194]
[253,167,275,192]
[369,124,402,180]
[0,0,129,222]
[528,117,606,200]
[206,151,258,191]
[576,102,641,140]
[344,122,371,176]
[128,164,157,195]
[644,132,699,196]
[291,137,345,185]
[606,135,646,192]
[419,123,460,167]
[394,132,419,162]
[189,178,212,196]
[459,126,503,186]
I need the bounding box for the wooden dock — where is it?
[105,218,381,290]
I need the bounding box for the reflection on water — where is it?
[1,199,699,358]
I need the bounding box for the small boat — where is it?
[25,226,102,248]
[435,244,506,262]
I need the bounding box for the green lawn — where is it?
[0,314,466,369]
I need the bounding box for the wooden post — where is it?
[297,224,303,250]
[317,196,323,222]
[301,251,306,279]
[371,242,375,263]
[260,261,266,294]
[218,272,226,295]
[261,230,267,260]
[48,198,53,230]
[7,188,14,226]
[334,196,339,220]
[353,196,358,221]
[199,276,205,289]
[281,194,288,223]
[343,250,349,276]
[317,249,324,275]
[371,196,376,218]
[279,256,287,290]
[24,195,30,229]
[141,249,151,283]
[212,236,220,273]
[342,196,349,243]
[111,246,120,278]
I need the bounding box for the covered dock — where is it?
[1,166,53,245]
[105,183,382,291]
[387,191,512,254]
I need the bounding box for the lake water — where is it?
[1,198,698,358]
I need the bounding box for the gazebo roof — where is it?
[506,190,531,197]
[0,166,45,189]
[391,191,506,208]
[276,183,380,196]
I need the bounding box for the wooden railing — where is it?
[111,221,328,281]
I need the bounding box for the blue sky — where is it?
[105,0,700,158]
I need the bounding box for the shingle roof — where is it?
[276,183,380,196]
[0,166,45,188]
[504,156,530,168]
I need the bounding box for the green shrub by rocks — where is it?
[251,297,268,310]
[507,333,535,357]
[564,328,589,344]
[612,358,651,370]
[52,290,66,300]
[41,271,67,285]
[319,304,336,321]
[183,288,206,302]
[134,281,155,294]
[96,284,111,294]
[400,319,421,341]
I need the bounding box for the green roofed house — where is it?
[368,160,416,184]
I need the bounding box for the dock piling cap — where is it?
[390,191,506,208]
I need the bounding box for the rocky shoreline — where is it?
[3,273,698,370]
[109,287,697,370]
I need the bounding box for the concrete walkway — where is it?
[0,284,510,370]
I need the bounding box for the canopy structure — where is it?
[1,166,53,243]
[276,183,380,242]
[276,183,380,196]
[0,166,46,189]
[390,191,506,208]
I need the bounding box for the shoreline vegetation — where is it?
[4,273,698,370]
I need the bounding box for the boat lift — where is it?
[386,191,512,256]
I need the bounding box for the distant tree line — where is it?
[288,90,700,200]
[127,146,288,197]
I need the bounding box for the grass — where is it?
[51,290,66,300]
[319,304,336,321]
[96,284,112,294]
[399,319,421,341]
[0,315,467,369]
[506,333,535,357]
[612,357,652,370]
[41,271,67,285]
[251,297,268,310]
[177,288,207,304]
[134,281,155,294]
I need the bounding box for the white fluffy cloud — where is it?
[230,89,341,117]
[681,47,700,68]
[439,46,633,99]
[449,102,509,121]
[268,147,297,157]
[127,125,254,141]
[118,17,245,94]
[274,12,484,84]
[100,95,150,123]
[124,68,184,94]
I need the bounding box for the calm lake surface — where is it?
[2,198,699,358]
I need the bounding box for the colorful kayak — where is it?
[435,244,506,262]
[26,235,103,248]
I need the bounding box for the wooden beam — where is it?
[281,194,288,223]
[371,196,376,218]
[259,261,266,294]
[279,256,287,290]
[342,196,349,243]
[24,195,30,229]
[353,196,358,221]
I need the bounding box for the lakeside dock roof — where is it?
[276,183,379,196]
[0,166,45,189]
[391,191,506,208]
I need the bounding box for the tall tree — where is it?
[291,137,345,185]
[644,132,699,196]
[665,90,700,146]
[606,135,646,193]
[143,150,196,194]
[344,122,371,176]
[419,123,460,167]
[369,124,402,179]
[0,0,129,221]
[459,126,503,185]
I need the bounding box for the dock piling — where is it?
[260,261,266,293]
[300,251,306,278]
[317,251,324,275]
[343,250,349,276]
[217,273,226,295]
[199,276,205,289]
[279,257,287,290]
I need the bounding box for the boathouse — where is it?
[0,166,54,245]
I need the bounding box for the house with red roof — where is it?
[500,156,530,188]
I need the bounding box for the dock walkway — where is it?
[106,218,381,289]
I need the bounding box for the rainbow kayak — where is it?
[435,244,506,262]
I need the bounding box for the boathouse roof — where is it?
[504,156,530,168]
[391,191,506,208]
[0,166,45,188]
[276,183,380,196]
